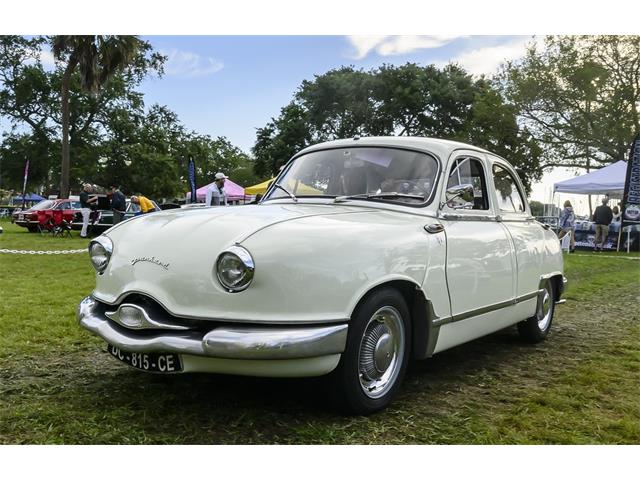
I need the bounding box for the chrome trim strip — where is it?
[91,291,349,325]
[105,303,190,331]
[202,324,347,360]
[78,296,348,360]
[433,290,540,326]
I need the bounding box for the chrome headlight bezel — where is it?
[216,245,255,293]
[89,236,113,274]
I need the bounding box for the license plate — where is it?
[107,344,182,373]
[18,214,24,220]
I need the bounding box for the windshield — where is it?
[31,200,55,211]
[264,147,439,205]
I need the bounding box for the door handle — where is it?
[424,223,445,234]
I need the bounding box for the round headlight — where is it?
[89,236,113,273]
[216,245,255,292]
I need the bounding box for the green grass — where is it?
[1,218,639,444]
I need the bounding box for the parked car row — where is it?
[12,197,160,234]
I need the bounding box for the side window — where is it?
[56,202,69,210]
[493,164,526,213]
[446,157,489,210]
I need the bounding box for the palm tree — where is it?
[52,35,142,198]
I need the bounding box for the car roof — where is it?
[295,136,493,160]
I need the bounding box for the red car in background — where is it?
[12,199,82,232]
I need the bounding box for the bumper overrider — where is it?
[77,296,347,377]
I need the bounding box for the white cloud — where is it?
[441,36,540,77]
[347,35,462,59]
[162,49,224,77]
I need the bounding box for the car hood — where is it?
[106,203,370,247]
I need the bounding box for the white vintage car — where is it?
[78,137,566,414]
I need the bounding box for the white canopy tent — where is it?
[553,160,627,195]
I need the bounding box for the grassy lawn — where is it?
[0,218,638,444]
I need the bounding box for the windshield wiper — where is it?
[273,183,298,202]
[333,192,426,203]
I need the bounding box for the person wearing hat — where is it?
[205,172,229,206]
[109,184,126,225]
[79,183,98,238]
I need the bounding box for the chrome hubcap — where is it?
[537,287,552,331]
[358,306,405,399]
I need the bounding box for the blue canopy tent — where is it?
[12,193,45,202]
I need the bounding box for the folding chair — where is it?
[37,211,53,235]
[51,210,73,238]
[560,230,572,252]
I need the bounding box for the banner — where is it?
[188,156,197,204]
[20,159,30,209]
[618,135,640,250]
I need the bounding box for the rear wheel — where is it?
[518,280,555,343]
[327,287,411,415]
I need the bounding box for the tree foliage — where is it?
[253,63,544,191]
[499,35,640,171]
[0,35,254,199]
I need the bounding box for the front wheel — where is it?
[518,280,555,343]
[327,287,411,415]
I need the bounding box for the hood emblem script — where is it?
[105,303,189,331]
[131,256,170,270]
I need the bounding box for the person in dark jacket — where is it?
[592,197,613,252]
[109,184,126,225]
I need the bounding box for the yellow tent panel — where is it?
[245,178,322,196]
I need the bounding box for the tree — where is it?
[499,35,640,171]
[51,35,147,198]
[252,102,312,177]
[252,63,543,189]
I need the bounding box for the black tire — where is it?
[327,287,411,415]
[27,225,38,233]
[518,280,555,343]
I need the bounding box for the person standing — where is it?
[558,200,576,253]
[130,195,156,214]
[612,205,621,223]
[592,197,613,252]
[109,184,126,225]
[79,183,97,238]
[205,172,229,206]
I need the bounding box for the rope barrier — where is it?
[0,248,88,255]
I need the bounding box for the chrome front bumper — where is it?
[77,296,347,376]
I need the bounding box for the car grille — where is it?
[97,293,220,333]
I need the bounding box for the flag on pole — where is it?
[188,156,197,203]
[21,159,30,209]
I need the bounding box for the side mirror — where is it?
[445,184,475,209]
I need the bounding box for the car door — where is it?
[489,157,544,312]
[434,152,517,351]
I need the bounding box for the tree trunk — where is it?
[59,60,76,199]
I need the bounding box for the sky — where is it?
[138,35,533,153]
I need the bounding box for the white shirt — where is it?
[205,183,228,206]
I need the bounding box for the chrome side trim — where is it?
[78,296,348,360]
[91,291,349,325]
[433,290,540,326]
